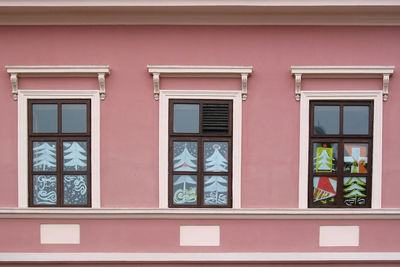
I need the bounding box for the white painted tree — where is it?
[317,149,331,171]
[33,142,56,171]
[174,143,197,171]
[174,175,197,202]
[174,175,196,192]
[64,142,87,170]
[205,144,228,172]
[204,176,227,204]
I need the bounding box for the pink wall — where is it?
[0,26,400,208]
[0,219,399,252]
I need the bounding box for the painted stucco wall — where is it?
[1,26,399,208]
[0,219,399,252]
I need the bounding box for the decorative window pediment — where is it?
[5,65,110,100]
[291,66,395,101]
[147,65,253,100]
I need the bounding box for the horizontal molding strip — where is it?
[147,65,253,77]
[1,1,400,26]
[1,208,400,219]
[1,252,400,263]
[291,66,395,78]
[5,65,110,77]
[2,1,400,7]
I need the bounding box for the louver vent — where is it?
[202,104,230,133]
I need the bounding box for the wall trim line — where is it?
[1,252,400,263]
[1,208,400,219]
[1,1,400,26]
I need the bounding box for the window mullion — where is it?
[198,137,204,208]
[58,138,62,207]
[337,140,344,207]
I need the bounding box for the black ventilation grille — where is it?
[202,104,230,133]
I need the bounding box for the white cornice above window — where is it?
[147,65,253,100]
[5,65,110,100]
[291,66,395,101]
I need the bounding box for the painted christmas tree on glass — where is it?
[173,142,197,171]
[316,147,332,172]
[33,142,57,171]
[63,142,87,171]
[204,176,228,205]
[344,177,367,206]
[204,143,228,172]
[173,175,197,204]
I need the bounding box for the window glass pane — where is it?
[313,106,340,135]
[173,175,197,205]
[62,104,87,133]
[313,176,337,206]
[204,175,228,205]
[313,143,338,173]
[344,143,368,173]
[33,142,57,172]
[343,177,367,207]
[173,141,197,171]
[32,104,58,133]
[343,106,369,134]
[63,175,88,205]
[173,104,199,133]
[63,141,87,171]
[33,175,57,205]
[204,142,229,172]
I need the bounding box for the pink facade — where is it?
[0,1,400,265]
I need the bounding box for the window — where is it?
[28,99,91,207]
[169,99,233,208]
[309,101,374,208]
[159,90,242,209]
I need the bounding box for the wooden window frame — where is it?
[168,99,233,208]
[28,99,91,207]
[308,100,373,208]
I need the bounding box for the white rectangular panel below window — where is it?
[180,225,220,246]
[320,226,359,247]
[40,224,80,244]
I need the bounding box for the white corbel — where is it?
[383,73,390,101]
[98,73,106,100]
[241,73,248,100]
[294,73,302,101]
[153,72,160,101]
[10,73,18,100]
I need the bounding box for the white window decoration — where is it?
[151,65,251,209]
[298,90,383,209]
[292,66,393,209]
[17,90,101,208]
[6,65,110,100]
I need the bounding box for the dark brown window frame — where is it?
[168,99,233,208]
[309,100,373,208]
[28,99,91,207]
